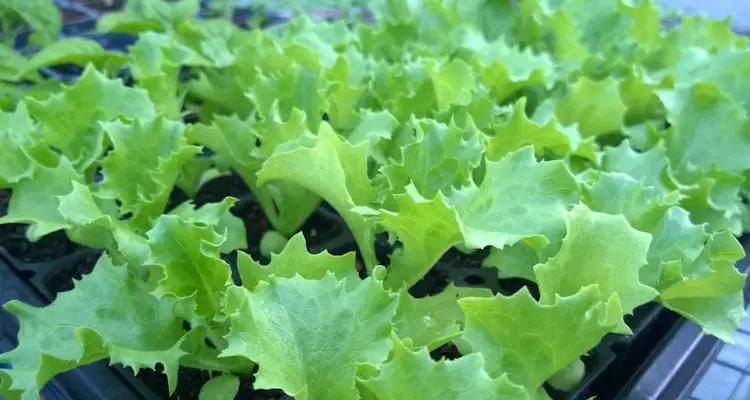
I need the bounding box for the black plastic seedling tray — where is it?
[1,1,749,399]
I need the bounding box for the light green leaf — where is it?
[129,31,211,118]
[459,285,621,392]
[175,155,231,198]
[679,168,744,233]
[581,171,675,231]
[639,206,710,288]
[383,118,483,199]
[1,0,61,44]
[658,231,748,343]
[448,146,580,253]
[393,284,492,351]
[17,39,126,79]
[476,37,555,101]
[222,274,399,400]
[486,97,574,160]
[482,242,539,282]
[0,103,45,185]
[0,156,81,240]
[0,255,187,400]
[556,76,627,137]
[369,185,462,290]
[25,65,156,170]
[427,58,476,112]
[199,375,240,400]
[168,197,247,254]
[96,0,199,34]
[236,232,357,290]
[0,43,30,82]
[57,182,150,267]
[257,122,379,270]
[534,204,658,332]
[185,111,320,236]
[358,334,531,400]
[601,140,671,195]
[100,117,201,230]
[146,215,233,316]
[663,47,750,112]
[657,83,750,184]
[346,109,399,148]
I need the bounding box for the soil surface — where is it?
[43,250,100,297]
[0,189,81,264]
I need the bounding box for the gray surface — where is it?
[659,0,750,32]
[689,305,750,400]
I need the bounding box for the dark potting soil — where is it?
[0,188,9,215]
[0,224,81,264]
[0,189,82,264]
[43,250,100,297]
[138,366,291,400]
[68,0,125,13]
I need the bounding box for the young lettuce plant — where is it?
[0,209,628,400]
[1,0,750,399]
[0,65,246,260]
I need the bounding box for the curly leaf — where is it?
[368,185,463,290]
[25,65,156,171]
[448,146,580,253]
[358,335,531,400]
[222,274,399,400]
[658,231,748,342]
[534,204,657,332]
[146,215,233,316]
[17,39,126,79]
[185,111,320,236]
[100,117,201,230]
[168,197,247,254]
[236,232,357,290]
[0,255,187,400]
[458,285,621,393]
[0,156,82,240]
[657,83,750,184]
[393,284,491,351]
[556,77,627,138]
[257,122,379,270]
[487,97,575,160]
[383,118,483,199]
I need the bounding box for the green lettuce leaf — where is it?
[236,232,357,290]
[0,155,82,240]
[258,122,379,270]
[383,118,483,199]
[168,197,247,254]
[222,273,399,400]
[365,184,463,290]
[1,0,61,44]
[17,39,127,79]
[657,83,750,184]
[658,230,748,342]
[448,146,580,253]
[459,285,621,393]
[25,65,156,171]
[358,334,531,400]
[393,284,491,351]
[534,204,658,332]
[556,76,627,138]
[99,117,201,230]
[0,255,188,400]
[186,110,321,236]
[486,97,575,160]
[146,214,233,317]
